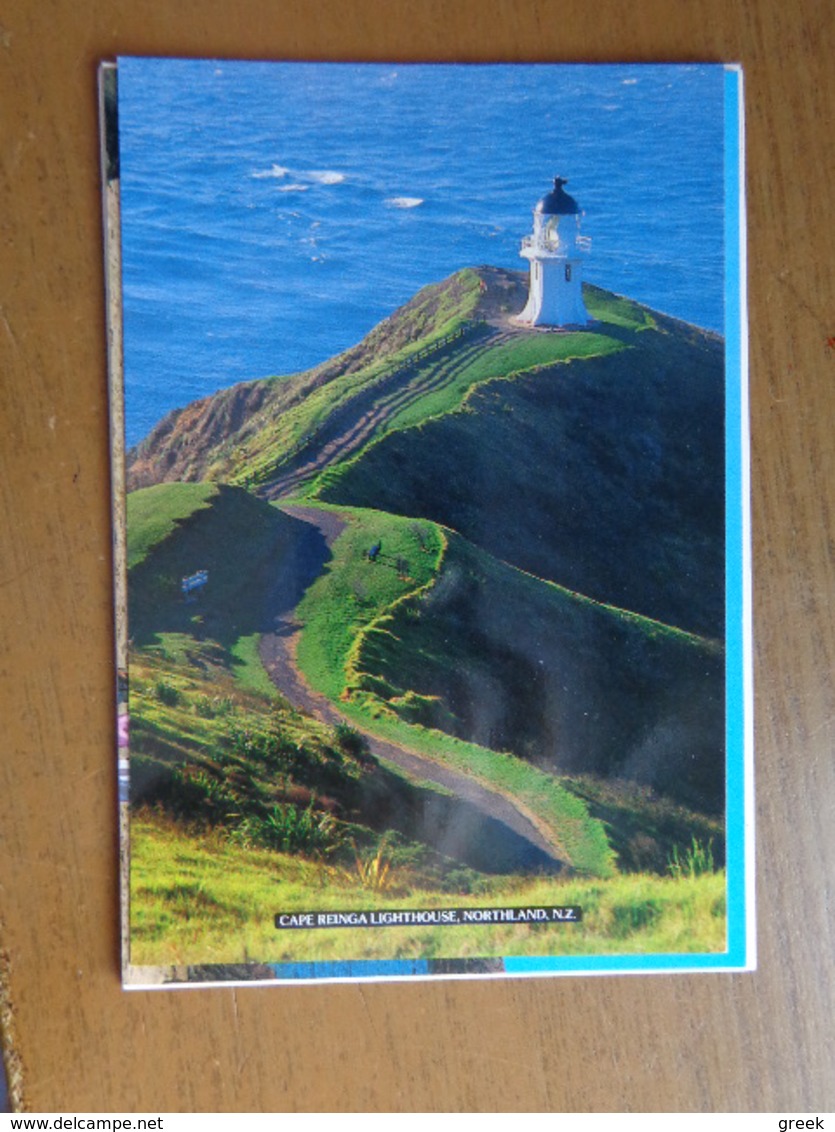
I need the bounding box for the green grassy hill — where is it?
[126,270,723,640]
[127,268,487,491]
[288,504,615,877]
[347,530,724,814]
[126,481,218,570]
[127,482,296,662]
[126,483,595,889]
[126,270,654,499]
[124,269,728,919]
[316,293,724,640]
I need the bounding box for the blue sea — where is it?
[118,59,728,447]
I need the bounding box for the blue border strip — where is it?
[269,959,431,980]
[722,64,749,971]
[505,952,739,975]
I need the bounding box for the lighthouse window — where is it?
[565,264,572,282]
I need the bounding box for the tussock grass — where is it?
[352,836,396,892]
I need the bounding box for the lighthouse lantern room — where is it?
[517,177,591,328]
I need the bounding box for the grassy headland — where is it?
[123,268,728,967]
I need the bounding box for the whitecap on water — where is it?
[385,196,424,209]
[307,170,346,185]
[252,166,344,186]
[251,164,290,179]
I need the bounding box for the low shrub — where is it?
[332,722,371,762]
[237,800,339,856]
[154,680,181,707]
[157,765,240,825]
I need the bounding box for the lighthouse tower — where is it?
[517,177,591,327]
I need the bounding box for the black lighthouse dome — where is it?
[534,176,580,216]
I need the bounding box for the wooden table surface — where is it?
[1,0,834,1113]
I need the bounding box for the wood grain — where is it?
[1,0,834,1113]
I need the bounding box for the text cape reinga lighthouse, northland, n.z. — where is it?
[516,176,592,328]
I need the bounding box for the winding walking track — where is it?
[258,504,567,875]
[261,323,519,501]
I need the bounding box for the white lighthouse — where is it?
[517,176,591,327]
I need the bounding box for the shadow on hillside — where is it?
[128,488,331,663]
[360,765,563,875]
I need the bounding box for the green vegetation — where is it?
[126,274,657,498]
[363,328,625,442]
[352,836,396,893]
[291,505,614,876]
[342,529,723,813]
[228,633,281,698]
[293,505,445,700]
[129,627,495,894]
[667,837,716,879]
[237,801,338,856]
[126,481,218,569]
[127,484,369,864]
[329,704,616,878]
[317,296,725,641]
[124,268,728,970]
[130,810,726,967]
[559,775,725,875]
[583,283,656,330]
[211,269,486,488]
[129,643,356,808]
[287,497,721,853]
[127,485,568,955]
[127,484,293,689]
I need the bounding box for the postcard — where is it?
[100,59,751,986]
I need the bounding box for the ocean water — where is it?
[117,59,727,447]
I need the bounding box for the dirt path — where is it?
[258,505,566,874]
[261,326,515,501]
